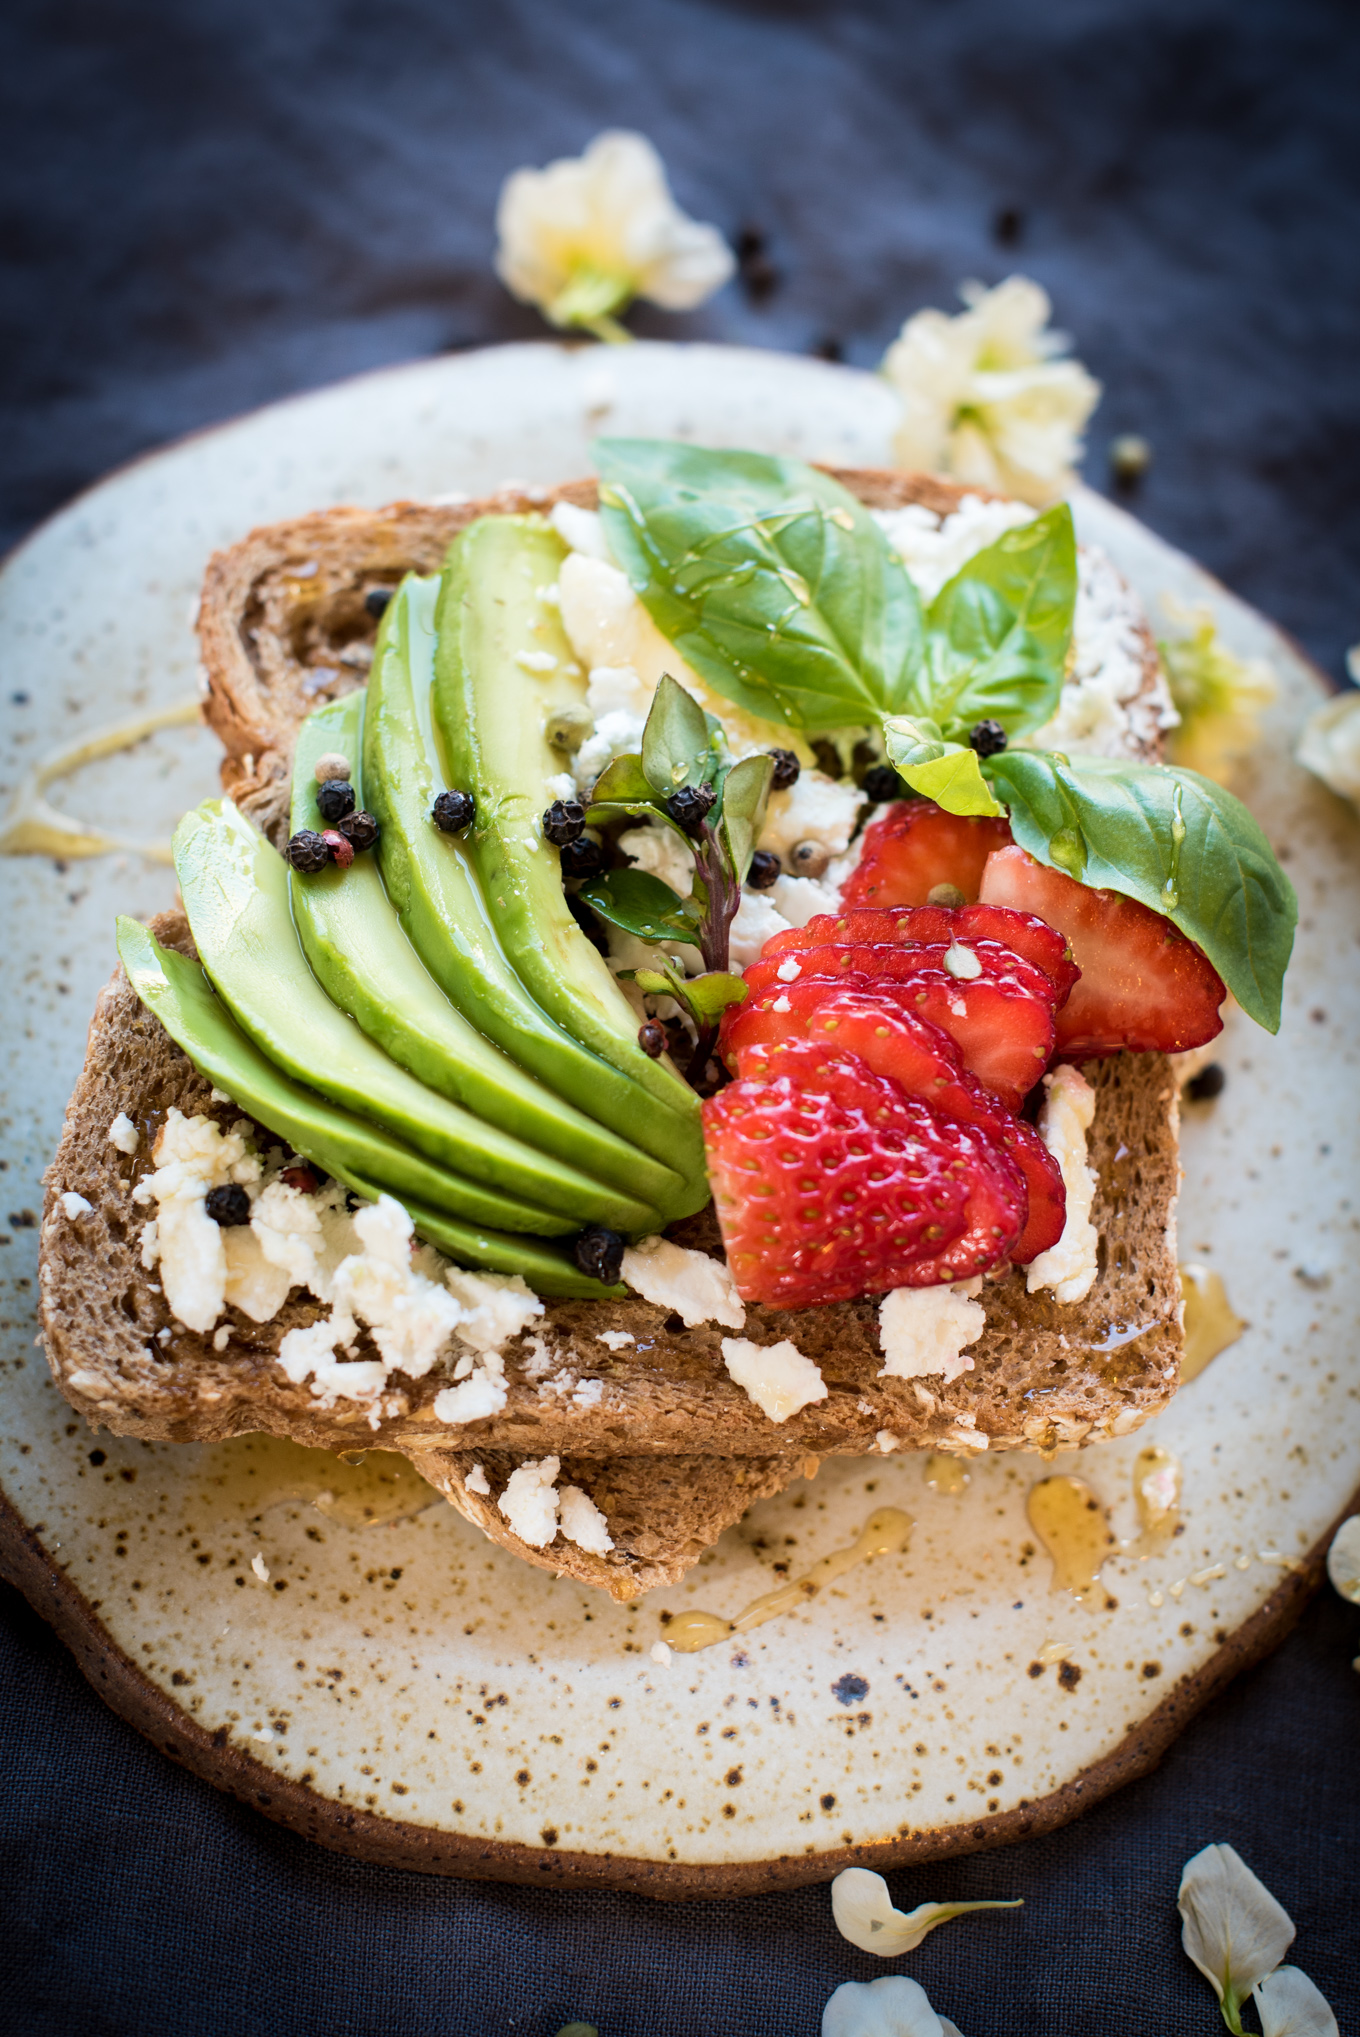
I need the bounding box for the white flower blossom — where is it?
[822,1975,965,2037]
[831,1868,1021,1958]
[1178,1843,1296,2033]
[882,275,1100,506]
[1297,688,1360,807]
[495,130,733,341]
[1160,602,1276,783]
[1326,1514,1360,1603]
[1254,1966,1339,2037]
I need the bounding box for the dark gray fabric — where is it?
[3,0,1359,2029]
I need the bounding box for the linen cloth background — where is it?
[2,0,1358,2030]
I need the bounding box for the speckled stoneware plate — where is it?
[2,343,1356,1896]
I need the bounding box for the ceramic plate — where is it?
[2,342,1356,1895]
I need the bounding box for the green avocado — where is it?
[173,797,659,1235]
[289,690,675,1220]
[116,918,622,1297]
[432,515,706,1191]
[362,571,704,1217]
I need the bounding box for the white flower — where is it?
[1327,1514,1360,1603]
[882,275,1100,506]
[1254,1966,1339,2037]
[1297,688,1360,806]
[1160,602,1276,783]
[495,130,733,340]
[1178,1843,1295,2033]
[831,1868,1021,1957]
[822,1975,965,2037]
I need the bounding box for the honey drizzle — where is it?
[1179,1264,1247,1382]
[0,696,201,862]
[192,1434,441,1529]
[665,1507,913,1654]
[924,1454,970,1495]
[1026,1476,1115,1599]
[1133,1444,1182,1550]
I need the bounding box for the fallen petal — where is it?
[832,1868,1021,1957]
[1179,1843,1295,2022]
[823,1975,953,2037]
[1255,1967,1339,2037]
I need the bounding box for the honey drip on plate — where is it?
[665,1507,914,1654]
[1027,1476,1115,1599]
[0,696,200,863]
[1179,1264,1247,1382]
[924,1454,970,1495]
[193,1433,441,1528]
[1133,1444,1182,1550]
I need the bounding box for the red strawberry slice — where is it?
[740,944,1056,1109]
[841,799,1013,909]
[761,903,1078,1005]
[979,844,1226,1057]
[723,991,1066,1262]
[703,1040,1025,1307]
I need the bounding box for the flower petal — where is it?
[1326,1515,1360,1603]
[1255,1966,1340,2037]
[831,1867,1021,1956]
[1298,691,1360,807]
[822,1975,951,2037]
[1178,1843,1295,2016]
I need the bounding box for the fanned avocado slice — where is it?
[117,918,621,1297]
[173,797,659,1235]
[290,690,677,1220]
[365,570,707,1218]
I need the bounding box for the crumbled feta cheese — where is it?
[550,501,613,560]
[222,1224,293,1323]
[559,1483,614,1554]
[106,1113,139,1155]
[251,1552,270,1583]
[131,1110,262,1334]
[498,1455,561,1548]
[776,956,802,983]
[651,1639,673,1667]
[878,1279,986,1383]
[586,662,654,720]
[618,823,694,896]
[1030,544,1175,759]
[59,1192,93,1220]
[596,1329,634,1350]
[873,496,1035,604]
[729,889,791,969]
[943,940,982,981]
[758,771,862,864]
[212,1326,231,1352]
[570,1377,604,1409]
[544,770,576,802]
[720,1336,828,1423]
[516,649,558,674]
[432,1353,509,1425]
[333,1198,464,1378]
[444,1267,543,1352]
[771,994,792,1012]
[770,873,840,927]
[250,1178,350,1305]
[876,1430,901,1453]
[465,1462,491,1496]
[622,1236,746,1329]
[1026,1064,1099,1303]
[573,706,648,794]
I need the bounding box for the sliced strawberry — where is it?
[740,944,1056,1109]
[841,799,1013,909]
[703,1041,1025,1307]
[979,844,1226,1057]
[761,902,1078,1006]
[723,991,1066,1262]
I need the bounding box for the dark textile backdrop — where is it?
[2,1,1358,2031]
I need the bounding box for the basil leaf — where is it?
[641,673,713,794]
[717,751,774,880]
[984,750,1297,1030]
[579,868,700,944]
[918,503,1077,739]
[595,439,926,733]
[588,753,654,805]
[634,963,748,1022]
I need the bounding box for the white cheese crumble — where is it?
[596,1329,634,1350]
[878,1279,986,1383]
[558,1483,614,1555]
[106,1113,139,1155]
[498,1455,560,1548]
[729,889,792,969]
[618,823,694,896]
[651,1639,673,1667]
[771,994,792,1013]
[1026,1064,1099,1303]
[1030,543,1176,759]
[59,1191,93,1220]
[721,1336,828,1423]
[776,956,802,983]
[758,771,862,864]
[873,495,1036,604]
[544,769,576,802]
[770,873,840,927]
[621,1236,746,1330]
[550,501,613,560]
[251,1552,270,1583]
[132,1110,262,1334]
[465,1462,491,1496]
[876,1430,901,1453]
[516,649,558,675]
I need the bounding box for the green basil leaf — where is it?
[595,439,926,733]
[983,749,1297,1030]
[917,503,1077,739]
[901,747,1006,818]
[634,964,748,1022]
[588,753,654,805]
[641,673,713,794]
[717,751,774,879]
[579,868,700,944]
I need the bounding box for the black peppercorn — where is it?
[365,586,394,617]
[316,778,356,823]
[432,789,476,833]
[968,719,1008,757]
[573,1225,625,1285]
[285,829,332,873]
[637,1020,667,1057]
[558,834,606,879]
[767,747,801,791]
[861,764,905,803]
[666,783,717,834]
[337,809,380,852]
[746,849,781,890]
[204,1183,251,1227]
[542,798,586,846]
[1186,1063,1226,1102]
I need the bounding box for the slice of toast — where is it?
[40,467,1183,1597]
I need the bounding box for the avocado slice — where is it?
[290,690,676,1218]
[432,516,705,1171]
[363,572,705,1216]
[173,797,659,1235]
[117,918,620,1297]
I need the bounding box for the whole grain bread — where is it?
[39,466,1183,1595]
